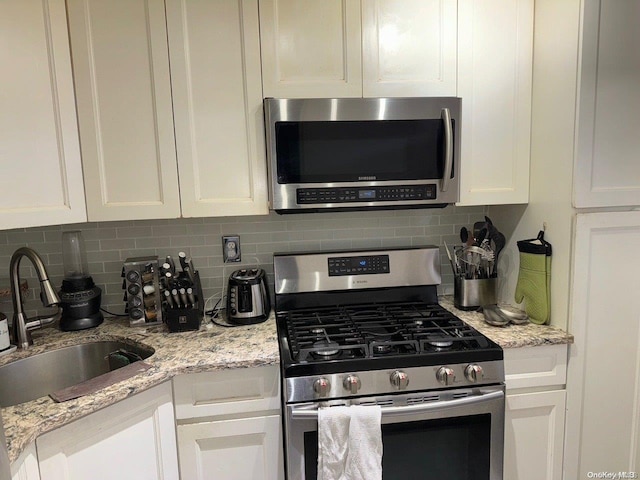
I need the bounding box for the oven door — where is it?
[284,385,504,480]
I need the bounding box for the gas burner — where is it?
[311,340,340,357]
[428,339,454,348]
[372,344,393,355]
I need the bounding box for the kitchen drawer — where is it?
[173,365,280,420]
[504,344,568,390]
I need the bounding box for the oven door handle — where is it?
[291,390,504,419]
[440,107,454,193]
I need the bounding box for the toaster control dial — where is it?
[464,364,484,383]
[343,375,361,394]
[313,378,331,397]
[390,370,409,390]
[436,367,456,386]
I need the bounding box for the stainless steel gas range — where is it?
[273,246,505,480]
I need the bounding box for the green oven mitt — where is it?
[514,231,552,325]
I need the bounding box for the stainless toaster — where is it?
[225,268,271,324]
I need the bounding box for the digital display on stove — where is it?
[328,255,390,276]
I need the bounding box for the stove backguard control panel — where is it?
[328,255,390,276]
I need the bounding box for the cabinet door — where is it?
[67,0,181,221]
[0,0,86,230]
[167,0,268,217]
[259,0,363,98]
[10,443,40,480]
[504,390,566,480]
[565,212,640,479]
[574,0,640,207]
[362,0,457,97]
[37,382,178,480]
[177,415,284,480]
[457,0,533,205]
[173,365,280,420]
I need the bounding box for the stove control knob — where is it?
[436,367,456,386]
[343,375,362,394]
[313,378,331,397]
[464,364,484,383]
[390,370,409,390]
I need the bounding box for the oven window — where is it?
[303,414,491,480]
[274,119,454,183]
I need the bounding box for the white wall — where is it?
[489,0,582,330]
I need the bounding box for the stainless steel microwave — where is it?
[264,97,461,213]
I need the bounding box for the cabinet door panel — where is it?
[37,383,178,480]
[565,212,640,478]
[0,0,86,230]
[260,0,362,98]
[504,390,565,480]
[167,0,268,217]
[10,443,40,480]
[504,344,567,390]
[173,365,280,420]
[177,415,284,480]
[362,0,457,97]
[67,0,181,221]
[457,0,533,205]
[574,0,640,207]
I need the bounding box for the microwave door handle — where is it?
[440,107,454,193]
[290,390,504,419]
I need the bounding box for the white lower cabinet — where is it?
[504,344,568,480]
[565,212,640,478]
[10,443,40,480]
[177,415,282,480]
[36,382,178,480]
[504,390,566,480]
[173,365,284,480]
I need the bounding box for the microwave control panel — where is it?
[296,185,436,204]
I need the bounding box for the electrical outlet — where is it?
[222,235,241,262]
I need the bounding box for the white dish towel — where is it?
[317,405,383,480]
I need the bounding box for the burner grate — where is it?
[279,302,490,363]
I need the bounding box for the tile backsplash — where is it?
[0,206,487,319]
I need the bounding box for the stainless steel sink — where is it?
[0,340,154,407]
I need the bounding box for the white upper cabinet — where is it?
[574,0,640,208]
[68,0,268,221]
[457,0,534,205]
[166,0,268,217]
[259,0,457,98]
[362,0,457,97]
[259,0,363,98]
[0,0,87,230]
[67,0,181,221]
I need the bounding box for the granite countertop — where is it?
[439,296,574,348]
[2,300,573,465]
[0,316,279,464]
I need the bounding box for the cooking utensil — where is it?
[460,227,470,245]
[443,241,457,275]
[476,227,488,246]
[482,304,529,326]
[482,305,510,327]
[473,221,487,245]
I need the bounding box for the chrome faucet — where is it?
[10,247,61,349]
